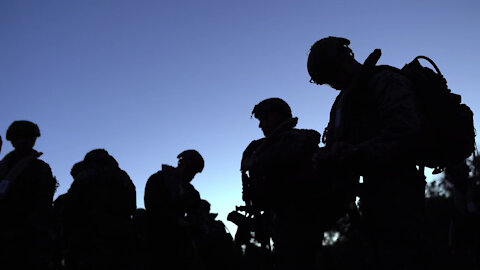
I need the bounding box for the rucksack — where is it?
[367,50,476,173]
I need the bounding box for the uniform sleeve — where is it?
[32,161,55,209]
[241,139,263,172]
[26,161,56,229]
[354,70,421,172]
[119,170,136,215]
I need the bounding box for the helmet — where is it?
[252,98,292,120]
[177,150,204,173]
[307,36,352,85]
[84,148,119,168]
[6,120,41,141]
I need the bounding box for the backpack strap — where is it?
[364,49,381,67]
[414,56,442,76]
[362,49,403,85]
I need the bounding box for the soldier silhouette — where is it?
[308,36,428,269]
[62,149,136,270]
[239,98,323,270]
[144,149,205,270]
[0,120,57,270]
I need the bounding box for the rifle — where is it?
[228,171,272,251]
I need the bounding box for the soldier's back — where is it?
[63,161,136,270]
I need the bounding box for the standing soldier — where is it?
[62,149,136,270]
[144,149,205,270]
[307,36,427,269]
[0,120,57,269]
[239,98,322,270]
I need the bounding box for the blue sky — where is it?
[1,0,479,234]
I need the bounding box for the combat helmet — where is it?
[178,150,204,173]
[83,148,119,168]
[307,36,353,85]
[6,120,41,141]
[252,98,292,120]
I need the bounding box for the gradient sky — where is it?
[1,0,479,235]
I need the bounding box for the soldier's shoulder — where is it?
[162,164,175,171]
[31,158,57,193]
[0,151,15,163]
[116,168,135,189]
[185,183,200,196]
[286,128,321,145]
[34,158,52,169]
[147,170,164,183]
[370,67,411,90]
[372,65,403,78]
[243,138,265,153]
[32,158,54,177]
[146,165,173,184]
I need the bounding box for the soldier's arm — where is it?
[183,185,201,215]
[119,170,136,215]
[26,161,56,228]
[240,139,263,171]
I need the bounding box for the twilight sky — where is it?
[1,0,479,234]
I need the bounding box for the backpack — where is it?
[367,50,476,173]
